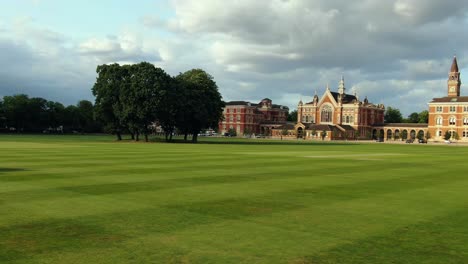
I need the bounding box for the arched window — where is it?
[321,105,333,123]
[464,117,468,126]
[436,116,443,125]
[449,116,456,126]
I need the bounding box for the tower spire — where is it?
[448,56,461,97]
[338,75,345,94]
[451,56,459,72]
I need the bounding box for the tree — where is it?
[175,69,224,143]
[45,101,65,132]
[287,110,297,122]
[426,131,431,140]
[444,131,451,140]
[0,99,5,130]
[2,94,30,132]
[227,128,237,137]
[384,107,403,123]
[92,64,128,140]
[418,110,429,123]
[157,77,179,141]
[407,112,419,123]
[122,62,172,142]
[321,130,327,140]
[280,128,289,140]
[453,131,460,140]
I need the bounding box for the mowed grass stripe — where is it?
[1,135,468,263]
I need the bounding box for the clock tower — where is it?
[448,56,461,97]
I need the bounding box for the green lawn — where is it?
[1,135,468,264]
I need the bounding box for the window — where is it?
[463,131,467,137]
[436,106,443,112]
[450,106,456,112]
[436,116,443,125]
[464,117,468,126]
[229,115,233,122]
[449,116,456,125]
[321,105,333,123]
[437,130,442,137]
[464,106,468,112]
[237,115,241,122]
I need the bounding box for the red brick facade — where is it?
[219,98,288,136]
[428,56,468,141]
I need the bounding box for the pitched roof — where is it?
[430,96,468,103]
[451,56,459,72]
[375,123,428,128]
[330,92,358,104]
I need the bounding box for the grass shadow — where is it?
[0,168,26,174]
[150,137,358,146]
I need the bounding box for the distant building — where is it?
[428,56,468,141]
[218,98,289,136]
[273,77,385,140]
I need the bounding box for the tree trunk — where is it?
[169,133,173,141]
[165,133,169,141]
[135,132,140,141]
[184,132,188,141]
[192,133,198,143]
[144,133,149,142]
[116,131,122,141]
[130,133,135,140]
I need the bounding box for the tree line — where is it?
[0,63,224,143]
[384,107,429,124]
[0,94,101,133]
[92,62,224,142]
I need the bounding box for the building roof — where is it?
[430,96,468,103]
[276,123,295,130]
[374,123,428,128]
[225,101,252,106]
[451,56,459,72]
[339,125,356,131]
[330,92,358,104]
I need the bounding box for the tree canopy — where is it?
[92,63,224,143]
[384,107,403,123]
[0,94,100,133]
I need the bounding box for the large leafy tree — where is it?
[92,64,127,140]
[0,99,5,129]
[175,69,224,143]
[156,77,179,141]
[384,107,403,123]
[123,62,172,142]
[45,101,65,131]
[407,112,419,123]
[2,94,31,132]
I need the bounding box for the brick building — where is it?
[219,98,289,136]
[272,77,385,140]
[428,56,468,141]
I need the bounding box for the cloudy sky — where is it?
[1,0,468,115]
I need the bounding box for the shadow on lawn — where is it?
[0,168,26,174]
[150,137,356,146]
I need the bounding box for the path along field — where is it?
[1,135,468,264]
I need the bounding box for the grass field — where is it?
[1,135,468,264]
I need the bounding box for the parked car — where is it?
[418,139,428,144]
[405,138,414,143]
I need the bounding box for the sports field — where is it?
[1,135,468,263]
